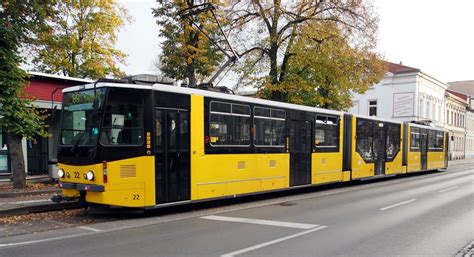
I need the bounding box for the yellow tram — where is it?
[56,80,448,208]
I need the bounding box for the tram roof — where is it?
[352,113,403,124]
[63,82,343,116]
[407,122,446,132]
[62,82,450,131]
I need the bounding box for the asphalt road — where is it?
[1,161,473,257]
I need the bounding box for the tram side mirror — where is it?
[451,135,454,141]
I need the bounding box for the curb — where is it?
[0,189,61,198]
[0,201,83,218]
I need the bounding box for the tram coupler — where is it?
[50,194,82,203]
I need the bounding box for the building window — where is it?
[432,103,436,120]
[368,100,377,116]
[426,102,430,119]
[438,105,441,122]
[419,98,424,117]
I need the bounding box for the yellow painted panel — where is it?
[428,152,445,170]
[190,95,205,200]
[58,156,155,207]
[197,183,227,198]
[342,171,351,182]
[58,162,103,185]
[87,188,145,207]
[192,153,289,200]
[261,177,286,191]
[385,152,403,175]
[228,180,261,195]
[407,151,421,172]
[313,172,342,184]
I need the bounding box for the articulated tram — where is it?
[56,80,448,208]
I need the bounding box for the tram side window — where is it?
[428,130,444,151]
[254,107,286,146]
[314,115,339,152]
[356,119,373,161]
[435,131,444,150]
[428,130,436,150]
[410,127,420,151]
[100,90,144,146]
[386,123,400,158]
[209,102,251,146]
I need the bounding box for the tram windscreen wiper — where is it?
[70,132,85,153]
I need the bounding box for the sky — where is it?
[116,0,474,83]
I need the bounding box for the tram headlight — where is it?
[86,170,95,181]
[58,169,65,178]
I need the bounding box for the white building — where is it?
[448,80,474,158]
[465,103,474,158]
[349,62,447,128]
[444,90,468,160]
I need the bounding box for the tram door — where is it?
[420,129,428,170]
[154,108,190,204]
[373,123,386,176]
[289,120,312,186]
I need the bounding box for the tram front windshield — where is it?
[60,88,106,147]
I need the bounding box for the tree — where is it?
[226,0,385,110]
[1,1,50,188]
[153,1,224,87]
[259,21,385,110]
[31,0,130,79]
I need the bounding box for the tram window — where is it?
[314,115,339,151]
[169,112,177,149]
[428,130,436,150]
[255,108,270,117]
[155,112,163,148]
[209,101,251,146]
[212,102,231,113]
[232,104,250,115]
[434,131,444,150]
[253,107,286,147]
[356,119,373,161]
[179,112,190,150]
[410,127,420,151]
[386,124,400,158]
[100,90,144,146]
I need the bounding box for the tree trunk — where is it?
[186,21,198,88]
[187,64,197,88]
[7,132,26,189]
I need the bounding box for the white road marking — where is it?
[438,186,459,193]
[201,215,319,229]
[379,199,417,211]
[0,199,51,205]
[0,233,91,249]
[220,225,328,257]
[78,226,102,232]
